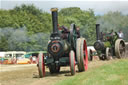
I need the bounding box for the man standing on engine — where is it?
[76,26,80,38]
[118,30,124,39]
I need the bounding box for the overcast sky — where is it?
[0,0,128,15]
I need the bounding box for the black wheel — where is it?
[99,55,106,60]
[69,50,76,75]
[49,64,60,74]
[76,38,82,71]
[106,47,112,60]
[38,53,45,78]
[115,39,126,58]
[80,38,88,71]
[88,49,93,61]
[70,23,77,48]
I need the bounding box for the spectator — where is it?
[118,30,124,39]
[1,57,4,64]
[32,56,36,64]
[30,56,32,64]
[13,56,17,64]
[110,29,114,36]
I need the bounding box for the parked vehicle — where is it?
[17,57,31,64]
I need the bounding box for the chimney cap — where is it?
[51,8,58,12]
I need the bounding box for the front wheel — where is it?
[38,53,45,78]
[69,50,76,75]
[106,47,112,60]
[76,38,82,71]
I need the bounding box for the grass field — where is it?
[55,59,128,85]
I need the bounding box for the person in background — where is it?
[61,25,69,33]
[30,56,32,64]
[59,25,69,39]
[32,56,36,64]
[1,57,4,64]
[110,29,114,36]
[13,56,17,64]
[76,26,80,38]
[118,30,124,39]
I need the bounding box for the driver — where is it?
[76,26,80,38]
[58,25,69,39]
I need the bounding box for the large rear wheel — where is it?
[80,38,88,71]
[69,50,76,75]
[38,53,45,78]
[115,39,126,58]
[76,38,82,71]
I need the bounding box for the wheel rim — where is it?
[83,40,88,70]
[119,41,125,57]
[106,48,112,60]
[70,24,77,48]
[38,53,45,77]
[115,39,125,58]
[80,39,88,71]
[88,49,93,61]
[76,38,82,71]
[69,50,75,75]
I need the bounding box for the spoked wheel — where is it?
[38,53,45,78]
[99,55,106,60]
[80,38,88,71]
[69,50,76,75]
[70,23,77,48]
[106,47,112,60]
[88,49,93,61]
[76,38,82,72]
[115,39,126,58]
[49,65,60,74]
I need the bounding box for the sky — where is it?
[0,0,128,15]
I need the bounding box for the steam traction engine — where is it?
[38,8,88,78]
[93,24,126,60]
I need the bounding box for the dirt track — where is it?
[0,60,118,85]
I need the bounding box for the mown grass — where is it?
[55,59,128,85]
